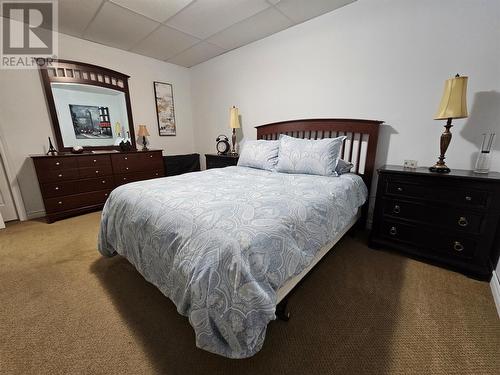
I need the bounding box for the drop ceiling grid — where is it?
[37,0,358,67]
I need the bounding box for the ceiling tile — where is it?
[165,0,270,39]
[275,0,355,23]
[58,0,103,37]
[131,25,199,61]
[110,0,193,23]
[167,42,225,67]
[84,2,159,50]
[207,7,292,50]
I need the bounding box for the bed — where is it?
[98,118,381,358]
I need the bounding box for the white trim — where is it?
[490,270,500,318]
[0,211,5,229]
[277,210,360,303]
[0,134,27,221]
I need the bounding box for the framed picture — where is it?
[154,81,176,136]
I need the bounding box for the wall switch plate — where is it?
[404,160,418,169]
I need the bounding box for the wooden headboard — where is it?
[255,118,382,192]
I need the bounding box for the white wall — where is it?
[191,0,500,182]
[0,32,194,219]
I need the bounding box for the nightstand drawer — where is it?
[386,180,432,200]
[205,154,239,169]
[383,199,483,233]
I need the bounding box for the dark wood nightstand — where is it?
[369,165,500,280]
[205,154,239,169]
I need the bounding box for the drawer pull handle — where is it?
[55,186,59,190]
[453,241,464,252]
[55,162,60,166]
[397,187,403,192]
[58,201,63,205]
[104,193,108,197]
[155,173,159,176]
[389,226,397,236]
[123,177,127,181]
[124,157,128,160]
[126,167,129,170]
[95,170,99,174]
[58,174,63,177]
[465,196,472,201]
[393,205,401,214]
[102,180,106,184]
[150,155,153,158]
[458,216,468,227]
[93,159,97,163]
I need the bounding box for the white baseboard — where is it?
[490,270,500,318]
[26,210,45,220]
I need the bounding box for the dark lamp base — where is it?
[429,164,450,173]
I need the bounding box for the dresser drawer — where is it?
[381,220,477,259]
[37,168,80,183]
[45,190,111,213]
[111,152,163,173]
[34,157,77,171]
[383,199,483,233]
[79,165,113,179]
[386,177,490,209]
[77,155,111,168]
[114,170,164,186]
[40,177,114,198]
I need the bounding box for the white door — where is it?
[0,154,18,222]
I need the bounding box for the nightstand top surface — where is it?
[205,153,239,158]
[379,165,500,181]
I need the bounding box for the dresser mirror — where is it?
[39,59,136,152]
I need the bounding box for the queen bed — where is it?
[98,119,381,358]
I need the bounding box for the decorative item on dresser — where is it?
[137,125,150,151]
[430,74,468,173]
[205,153,239,169]
[369,165,500,280]
[31,150,164,223]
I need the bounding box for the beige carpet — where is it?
[0,212,499,375]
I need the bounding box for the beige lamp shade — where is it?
[229,106,240,129]
[137,125,150,137]
[434,75,468,120]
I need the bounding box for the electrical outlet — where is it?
[404,159,418,169]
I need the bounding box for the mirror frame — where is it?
[39,59,136,152]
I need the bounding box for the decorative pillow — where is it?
[237,140,279,171]
[335,159,354,175]
[276,135,346,176]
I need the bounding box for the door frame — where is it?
[0,135,27,221]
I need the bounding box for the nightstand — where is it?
[369,165,500,280]
[205,154,239,169]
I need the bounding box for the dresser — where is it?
[205,153,239,169]
[369,165,500,280]
[31,150,164,223]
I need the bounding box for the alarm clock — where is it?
[216,135,230,155]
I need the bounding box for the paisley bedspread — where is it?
[98,166,367,358]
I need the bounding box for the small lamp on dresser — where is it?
[137,125,150,151]
[229,106,240,155]
[429,74,468,173]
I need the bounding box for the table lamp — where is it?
[229,106,240,155]
[429,74,468,173]
[137,125,150,151]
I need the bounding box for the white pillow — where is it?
[335,159,354,175]
[276,135,346,176]
[237,140,279,171]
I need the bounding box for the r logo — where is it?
[1,1,58,68]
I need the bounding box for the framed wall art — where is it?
[154,81,176,136]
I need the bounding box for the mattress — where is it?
[98,166,368,358]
